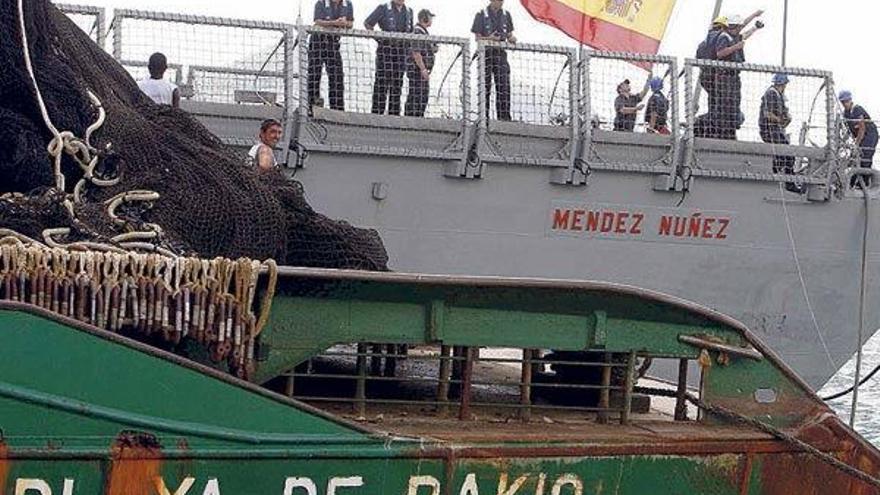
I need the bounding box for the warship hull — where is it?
[290,148,879,390]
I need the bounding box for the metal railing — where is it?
[293,27,470,160]
[473,41,579,167]
[577,51,680,178]
[55,3,106,45]
[282,344,640,425]
[62,5,849,185]
[111,9,292,106]
[682,58,836,183]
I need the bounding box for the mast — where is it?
[693,0,724,111]
[782,0,789,65]
[711,0,724,22]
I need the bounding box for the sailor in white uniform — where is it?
[248,119,282,172]
[136,52,180,108]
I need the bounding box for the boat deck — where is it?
[379,417,771,446]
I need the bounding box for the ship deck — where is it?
[284,347,779,446]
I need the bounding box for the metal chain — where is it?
[634,386,880,489]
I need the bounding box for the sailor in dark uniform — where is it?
[404,9,437,117]
[308,0,354,111]
[472,0,516,121]
[645,77,670,134]
[712,11,763,140]
[840,90,879,171]
[365,0,414,115]
[759,73,795,176]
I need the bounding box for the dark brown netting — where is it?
[0,0,388,270]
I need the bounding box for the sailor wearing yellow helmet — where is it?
[695,14,728,98]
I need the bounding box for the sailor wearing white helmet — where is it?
[712,10,765,140]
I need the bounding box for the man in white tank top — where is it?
[248,119,282,172]
[137,52,180,108]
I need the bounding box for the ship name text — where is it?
[548,202,735,244]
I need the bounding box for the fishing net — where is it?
[0,0,388,270]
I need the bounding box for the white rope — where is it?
[850,176,871,426]
[15,1,173,256]
[779,182,836,374]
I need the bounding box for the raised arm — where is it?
[742,9,764,29]
[619,102,645,115]
[636,79,650,100]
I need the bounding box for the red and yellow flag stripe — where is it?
[521,0,676,54]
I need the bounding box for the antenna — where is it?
[297,0,303,25]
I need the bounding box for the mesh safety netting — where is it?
[0,0,388,270]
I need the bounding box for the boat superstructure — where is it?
[3,262,880,494]
[58,4,880,390]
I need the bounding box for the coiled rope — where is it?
[15,0,165,253]
[0,241,278,379]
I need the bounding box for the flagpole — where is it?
[782,0,789,65]
[693,0,724,112]
[711,0,724,21]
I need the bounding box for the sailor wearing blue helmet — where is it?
[840,90,878,171]
[645,77,670,135]
[760,73,796,185]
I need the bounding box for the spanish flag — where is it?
[521,0,676,54]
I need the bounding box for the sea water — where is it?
[820,331,880,445]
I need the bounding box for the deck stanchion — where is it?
[437,345,452,416]
[355,343,368,417]
[621,351,636,425]
[675,358,689,421]
[597,352,612,424]
[520,348,534,422]
[451,345,463,384]
[458,347,475,421]
[284,372,295,398]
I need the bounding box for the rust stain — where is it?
[844,441,880,495]
[411,439,802,460]
[105,432,163,495]
[738,453,753,495]
[0,443,9,495]
[760,451,860,495]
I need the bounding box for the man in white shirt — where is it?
[136,52,180,108]
[248,119,282,172]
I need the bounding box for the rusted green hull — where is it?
[2,452,871,494]
[2,269,880,494]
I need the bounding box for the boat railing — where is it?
[56,3,106,45]
[116,58,185,87]
[108,8,292,107]
[293,26,471,160]
[681,58,836,184]
[58,4,852,192]
[282,345,648,425]
[470,40,580,170]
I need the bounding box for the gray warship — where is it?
[60,3,878,389]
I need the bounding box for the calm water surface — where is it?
[819,331,880,445]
